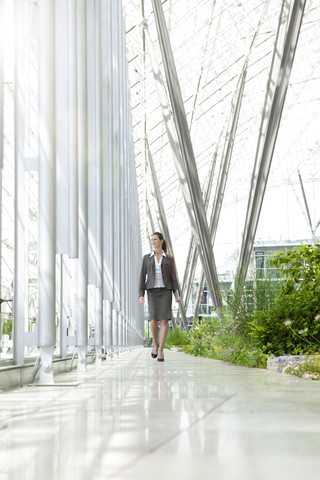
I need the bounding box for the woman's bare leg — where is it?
[158,319,169,360]
[150,320,159,354]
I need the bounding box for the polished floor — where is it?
[1,348,320,480]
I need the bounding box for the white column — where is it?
[87,0,97,287]
[55,0,69,254]
[0,0,2,308]
[112,308,118,354]
[104,299,112,356]
[59,255,68,358]
[118,312,123,353]
[95,287,103,363]
[125,320,128,350]
[123,314,127,351]
[55,0,70,360]
[76,0,88,363]
[118,2,125,350]
[110,0,120,352]
[13,0,27,365]
[85,0,98,366]
[94,0,103,358]
[120,7,130,348]
[68,0,79,258]
[101,0,114,352]
[0,0,3,169]
[112,0,121,314]
[38,0,56,383]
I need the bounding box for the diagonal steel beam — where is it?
[150,0,224,325]
[180,238,194,298]
[298,170,315,245]
[175,142,219,324]
[193,1,270,317]
[146,198,155,234]
[147,138,187,329]
[195,61,248,318]
[238,0,306,281]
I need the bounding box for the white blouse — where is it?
[150,251,165,288]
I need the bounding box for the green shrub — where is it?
[248,290,320,355]
[223,274,282,334]
[2,317,12,337]
[164,326,188,349]
[248,244,320,355]
[184,318,267,368]
[169,244,320,374]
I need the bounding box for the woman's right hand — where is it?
[139,297,145,305]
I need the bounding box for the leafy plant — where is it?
[248,243,320,355]
[184,318,267,368]
[164,244,320,376]
[164,326,188,349]
[268,243,320,294]
[2,317,12,338]
[223,273,282,334]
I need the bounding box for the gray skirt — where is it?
[147,288,172,321]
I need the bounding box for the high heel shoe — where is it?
[151,348,158,358]
[157,350,164,362]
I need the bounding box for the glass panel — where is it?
[123,0,320,294]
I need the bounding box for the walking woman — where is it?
[139,232,181,362]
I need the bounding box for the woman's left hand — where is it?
[175,297,181,303]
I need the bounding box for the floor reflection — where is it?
[1,349,320,480]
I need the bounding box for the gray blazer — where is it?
[139,253,179,298]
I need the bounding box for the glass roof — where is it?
[123,0,320,279]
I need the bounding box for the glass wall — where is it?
[0,0,144,366]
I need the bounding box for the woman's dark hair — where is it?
[152,232,167,254]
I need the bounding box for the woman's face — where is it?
[151,235,163,250]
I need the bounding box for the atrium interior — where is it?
[0,0,320,479]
